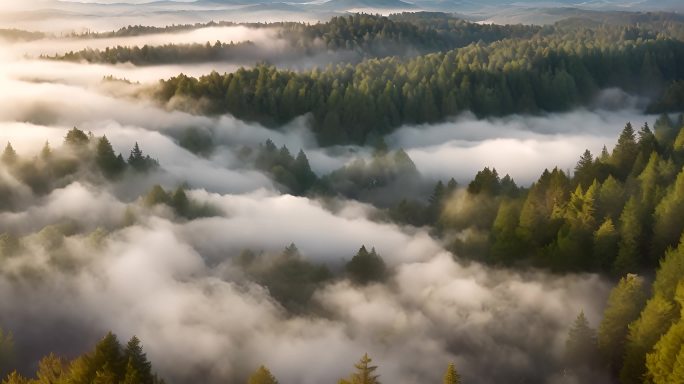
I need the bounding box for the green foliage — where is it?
[652,168,684,259]
[128,143,159,172]
[565,311,599,368]
[64,127,90,148]
[1,144,17,165]
[442,362,461,384]
[156,32,684,145]
[598,274,647,372]
[346,246,387,285]
[1,371,28,384]
[247,365,278,384]
[620,294,678,384]
[242,244,332,313]
[339,353,380,384]
[645,283,684,384]
[613,197,643,275]
[95,136,126,179]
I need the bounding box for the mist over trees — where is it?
[3,6,684,384]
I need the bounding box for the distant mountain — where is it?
[316,0,418,10]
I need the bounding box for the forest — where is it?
[0,115,683,383]
[2,4,684,384]
[150,14,684,144]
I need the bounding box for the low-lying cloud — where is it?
[0,20,628,384]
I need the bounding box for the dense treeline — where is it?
[157,33,684,145]
[0,329,463,384]
[45,41,259,65]
[410,115,684,276]
[0,128,157,210]
[49,14,540,65]
[0,331,165,384]
[0,29,44,42]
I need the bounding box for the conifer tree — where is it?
[1,143,17,165]
[565,311,598,368]
[598,274,647,373]
[339,353,380,384]
[442,362,461,384]
[247,365,278,384]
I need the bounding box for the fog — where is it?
[387,106,654,184]
[0,13,635,384]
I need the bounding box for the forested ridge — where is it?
[1,117,684,382]
[153,15,684,145]
[46,14,540,65]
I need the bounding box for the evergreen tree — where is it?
[35,353,65,384]
[442,362,461,384]
[64,127,89,147]
[565,311,598,368]
[40,141,52,160]
[574,149,595,189]
[170,187,190,218]
[613,197,643,275]
[346,246,387,284]
[1,143,17,165]
[593,218,619,272]
[1,371,28,384]
[645,283,684,384]
[611,122,639,178]
[96,136,125,178]
[339,353,380,384]
[247,365,278,384]
[598,274,647,373]
[620,294,678,384]
[652,168,684,260]
[144,185,170,207]
[123,336,152,384]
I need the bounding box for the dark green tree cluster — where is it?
[143,185,215,219]
[0,29,44,42]
[593,233,684,383]
[235,243,389,312]
[0,128,158,211]
[253,140,317,196]
[51,14,540,66]
[246,354,462,384]
[156,30,684,145]
[436,116,684,273]
[236,244,332,313]
[0,332,164,384]
[389,177,457,228]
[345,246,387,285]
[46,41,259,66]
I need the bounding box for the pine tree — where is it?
[1,371,28,384]
[565,311,598,368]
[170,187,190,218]
[123,336,152,384]
[442,362,461,384]
[346,246,386,284]
[574,149,595,189]
[613,197,643,275]
[1,143,17,165]
[64,127,89,147]
[339,353,381,384]
[611,122,638,178]
[247,365,278,384]
[620,294,678,384]
[40,142,52,160]
[35,353,65,384]
[598,274,647,373]
[96,136,125,178]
